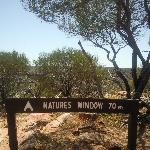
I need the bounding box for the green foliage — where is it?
[21,0,115,42]
[21,0,150,48]
[0,51,30,100]
[0,51,29,74]
[34,48,106,97]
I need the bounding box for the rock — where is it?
[19,131,51,150]
[24,120,48,132]
[19,130,34,144]
[19,113,72,149]
[19,144,37,150]
[78,132,102,145]
[42,113,71,133]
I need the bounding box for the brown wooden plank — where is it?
[5,98,139,114]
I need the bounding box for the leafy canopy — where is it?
[0,51,29,75]
[34,48,106,97]
[21,0,149,42]
[0,51,30,99]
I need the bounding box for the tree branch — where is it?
[146,51,150,62]
[144,0,150,28]
[88,39,131,98]
[133,63,150,98]
[108,69,124,91]
[127,33,145,64]
[89,40,111,61]
[132,51,138,90]
[116,0,145,64]
[112,61,131,98]
[78,40,104,98]
[120,0,131,30]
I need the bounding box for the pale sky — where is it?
[0,0,149,67]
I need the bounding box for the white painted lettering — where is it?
[43,102,48,109]
[24,101,34,112]
[68,102,71,109]
[60,102,64,109]
[78,102,103,109]
[43,101,72,110]
[63,102,67,109]
[48,102,53,109]
[85,102,90,108]
[78,102,82,109]
[96,102,103,109]
[109,103,117,110]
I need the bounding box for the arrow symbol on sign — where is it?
[24,101,33,112]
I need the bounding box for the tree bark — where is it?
[132,51,138,90]
[78,41,104,98]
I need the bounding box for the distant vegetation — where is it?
[0,48,107,100]
[0,51,30,101]
[34,48,107,98]
[0,49,149,101]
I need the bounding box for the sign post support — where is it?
[128,112,138,150]
[6,112,18,150]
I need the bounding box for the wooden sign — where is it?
[5,98,138,114]
[4,98,139,150]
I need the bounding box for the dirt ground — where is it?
[0,112,150,150]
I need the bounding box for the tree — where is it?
[34,48,106,98]
[21,0,150,99]
[21,0,150,144]
[0,51,30,100]
[21,0,150,98]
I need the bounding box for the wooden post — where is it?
[127,112,138,150]
[7,112,18,150]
